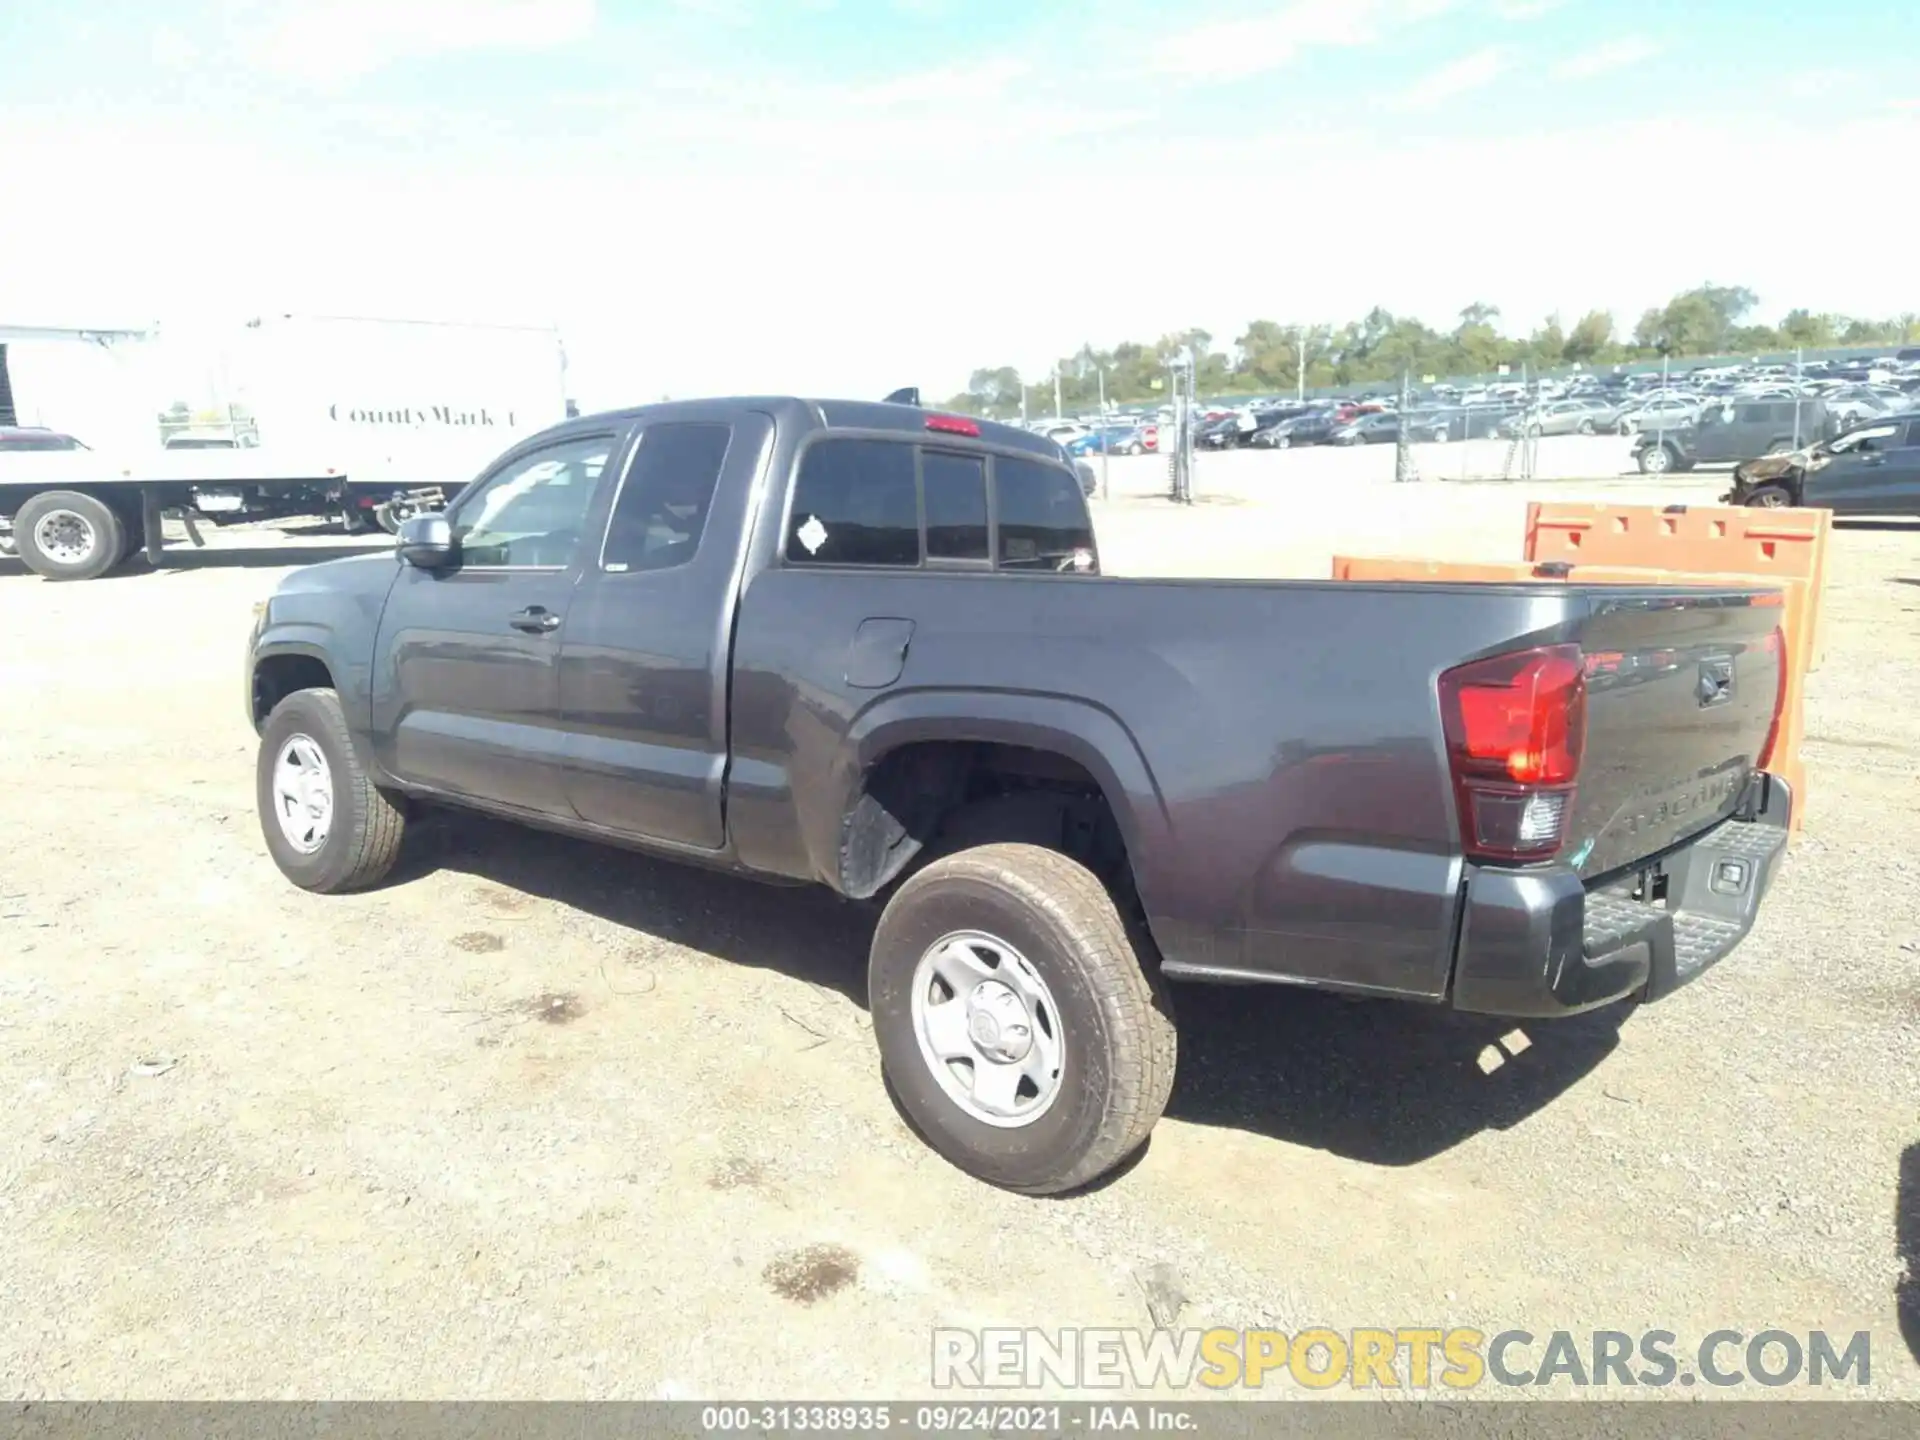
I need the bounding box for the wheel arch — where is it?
[250,641,338,732]
[826,690,1169,905]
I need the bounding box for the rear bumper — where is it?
[1450,775,1792,1019]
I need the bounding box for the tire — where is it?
[1127,443,1144,456]
[1746,483,1794,509]
[869,843,1176,1196]
[13,490,125,581]
[1275,435,1291,450]
[1432,428,1451,444]
[1637,444,1675,475]
[340,502,379,536]
[257,687,407,893]
[1578,419,1596,436]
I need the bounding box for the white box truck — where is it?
[0,314,570,579]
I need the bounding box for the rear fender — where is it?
[828,689,1170,905]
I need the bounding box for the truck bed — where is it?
[728,570,1785,1005]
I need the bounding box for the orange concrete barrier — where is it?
[1523,501,1832,671]
[1331,555,1808,832]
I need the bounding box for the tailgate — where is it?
[1568,587,1784,879]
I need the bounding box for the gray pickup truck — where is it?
[246,396,1794,1194]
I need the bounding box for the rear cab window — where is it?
[784,436,1097,574]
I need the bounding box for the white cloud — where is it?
[1391,47,1506,109]
[1496,0,1565,18]
[1550,35,1661,80]
[228,0,596,84]
[1785,68,1851,101]
[1146,0,1386,82]
[850,55,1033,108]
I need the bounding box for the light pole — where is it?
[1297,331,1307,404]
[1053,366,1063,421]
[1096,365,1110,502]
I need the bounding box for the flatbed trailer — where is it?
[0,450,407,578]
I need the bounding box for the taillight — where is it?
[1438,643,1587,863]
[1757,626,1788,768]
[926,414,981,437]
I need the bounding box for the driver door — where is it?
[369,430,622,818]
[1804,423,1911,516]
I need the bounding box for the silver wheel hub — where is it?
[271,734,334,855]
[33,510,97,564]
[910,931,1065,1128]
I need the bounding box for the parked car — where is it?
[1253,411,1342,448]
[1723,412,1920,514]
[245,393,1794,1195]
[1330,412,1401,445]
[1195,415,1244,450]
[1618,393,1701,434]
[0,426,88,452]
[1423,406,1515,442]
[1635,398,1835,475]
[1501,398,1626,438]
[1110,423,1158,455]
[1066,426,1131,457]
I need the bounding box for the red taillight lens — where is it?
[1438,643,1587,863]
[926,414,981,437]
[1757,626,1787,768]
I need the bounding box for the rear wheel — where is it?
[257,687,408,893]
[869,843,1176,1195]
[13,490,125,581]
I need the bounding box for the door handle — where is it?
[509,606,562,634]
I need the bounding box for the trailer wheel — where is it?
[340,502,379,536]
[13,491,126,581]
[869,843,1176,1195]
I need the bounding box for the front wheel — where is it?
[257,687,408,893]
[1578,419,1596,435]
[1126,443,1144,456]
[1746,483,1794,508]
[869,844,1176,1195]
[12,490,126,581]
[1637,444,1675,475]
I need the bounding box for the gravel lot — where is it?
[1,454,1915,1400]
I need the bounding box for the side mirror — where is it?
[396,514,455,569]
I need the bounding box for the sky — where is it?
[3,0,1916,406]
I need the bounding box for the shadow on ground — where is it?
[1899,1142,1919,1367]
[1164,984,1625,1165]
[404,809,1625,1168]
[404,808,876,1007]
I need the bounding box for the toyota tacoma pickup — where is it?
[246,396,1794,1194]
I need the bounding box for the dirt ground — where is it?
[1,470,1916,1401]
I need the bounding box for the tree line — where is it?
[944,285,1920,418]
